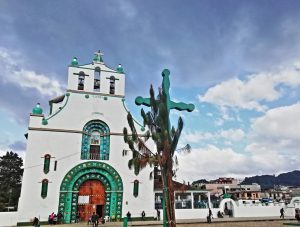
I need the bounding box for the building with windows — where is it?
[16,51,154,224]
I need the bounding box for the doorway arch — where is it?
[58,161,123,223]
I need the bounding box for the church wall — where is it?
[0,212,18,227]
[18,87,154,223]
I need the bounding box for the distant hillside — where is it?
[242,170,300,190]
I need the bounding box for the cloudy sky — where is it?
[1,0,300,182]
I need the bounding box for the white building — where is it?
[17,51,154,225]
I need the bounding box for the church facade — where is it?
[17,51,154,224]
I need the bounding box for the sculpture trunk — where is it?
[161,158,176,227]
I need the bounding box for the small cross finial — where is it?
[93,50,104,63]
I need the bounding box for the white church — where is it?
[0,51,299,227]
[17,51,155,224]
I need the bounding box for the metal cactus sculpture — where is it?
[123,69,194,227]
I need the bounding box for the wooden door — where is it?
[77,180,105,221]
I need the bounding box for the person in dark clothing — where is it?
[91,212,99,227]
[280,208,285,219]
[32,217,39,227]
[57,212,63,224]
[126,211,131,221]
[207,208,212,223]
[295,209,300,222]
[141,211,146,221]
[156,209,160,221]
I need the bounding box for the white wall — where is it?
[17,67,153,223]
[0,212,18,227]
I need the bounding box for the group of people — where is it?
[126,209,161,221]
[87,212,105,226]
[31,207,300,225]
[48,212,63,225]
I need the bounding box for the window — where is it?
[43,154,51,174]
[133,180,139,197]
[54,160,57,171]
[154,193,163,209]
[81,120,110,160]
[78,72,85,90]
[94,67,100,91]
[109,76,115,94]
[41,179,48,198]
[193,193,208,209]
[175,192,192,209]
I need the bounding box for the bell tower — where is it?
[67,50,125,96]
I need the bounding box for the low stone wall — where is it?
[0,212,18,227]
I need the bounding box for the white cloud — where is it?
[0,47,64,97]
[181,131,214,143]
[177,97,300,182]
[10,69,63,97]
[247,102,300,153]
[214,118,224,126]
[176,144,294,182]
[219,128,245,141]
[182,128,245,144]
[198,64,300,112]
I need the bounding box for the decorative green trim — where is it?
[42,93,70,125]
[81,120,110,160]
[67,89,124,98]
[69,66,124,74]
[116,64,124,73]
[43,154,51,174]
[121,98,145,131]
[41,179,48,198]
[133,180,139,197]
[42,118,48,125]
[32,103,43,115]
[85,94,89,99]
[49,95,66,115]
[58,161,123,223]
[71,57,78,66]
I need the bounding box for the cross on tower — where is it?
[93,50,104,63]
[135,69,195,115]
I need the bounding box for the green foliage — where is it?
[0,151,23,211]
[123,72,194,227]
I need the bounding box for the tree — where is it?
[0,151,23,211]
[123,69,194,227]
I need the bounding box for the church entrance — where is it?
[77,180,105,221]
[58,162,123,223]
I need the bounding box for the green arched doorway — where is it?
[58,161,123,223]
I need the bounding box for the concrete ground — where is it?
[37,217,300,227]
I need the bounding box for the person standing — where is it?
[156,209,160,221]
[141,211,146,221]
[280,208,285,219]
[32,217,39,227]
[126,211,131,222]
[91,212,99,227]
[207,208,212,223]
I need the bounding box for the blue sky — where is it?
[1,0,300,182]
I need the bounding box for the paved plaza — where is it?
[34,217,299,227]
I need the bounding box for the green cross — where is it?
[135,69,195,114]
